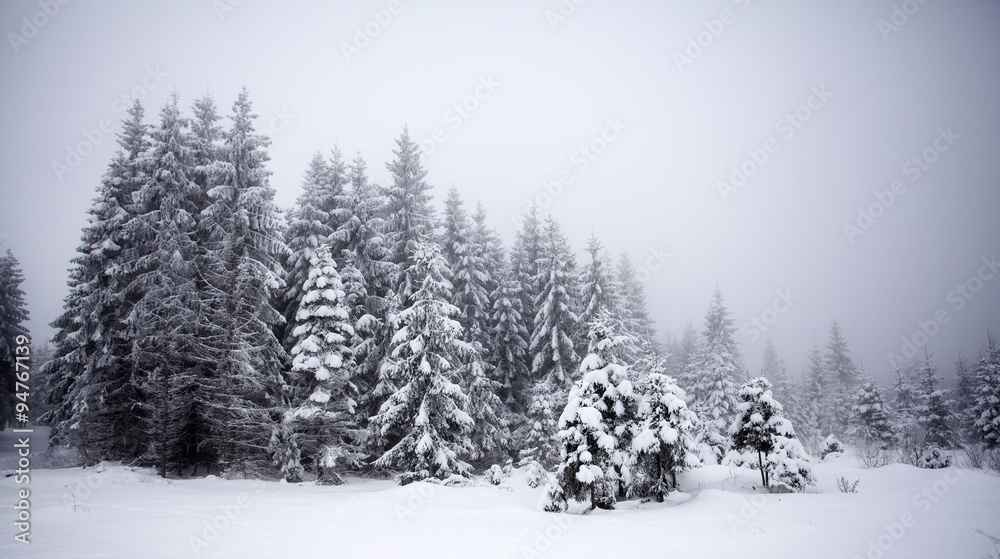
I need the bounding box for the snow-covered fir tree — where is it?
[848,379,896,450]
[441,187,491,345]
[692,287,742,463]
[824,321,860,433]
[729,377,814,491]
[972,333,1000,449]
[384,126,436,304]
[510,205,542,350]
[953,353,978,443]
[670,322,702,398]
[284,247,364,484]
[529,215,580,390]
[200,88,289,477]
[554,314,638,510]
[282,150,348,348]
[40,100,151,460]
[631,372,701,501]
[616,251,657,351]
[370,243,474,484]
[798,342,829,447]
[578,234,619,330]
[913,352,956,452]
[489,275,530,412]
[0,248,29,429]
[462,358,509,466]
[891,360,923,465]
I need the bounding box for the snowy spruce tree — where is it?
[972,334,1000,449]
[848,379,896,450]
[824,321,860,433]
[529,215,580,390]
[616,251,656,351]
[40,100,150,459]
[510,205,542,350]
[729,377,814,491]
[913,353,957,454]
[126,93,210,476]
[462,358,509,466]
[200,88,288,477]
[692,287,742,463]
[384,126,436,304]
[554,313,638,510]
[891,360,923,465]
[0,249,29,430]
[282,150,349,349]
[671,322,702,398]
[284,247,364,484]
[441,187,491,345]
[631,372,701,501]
[489,275,530,412]
[370,243,475,484]
[578,234,619,330]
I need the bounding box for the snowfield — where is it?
[1,429,998,558]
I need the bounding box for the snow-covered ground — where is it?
[1,428,998,558]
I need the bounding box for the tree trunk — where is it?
[757,449,767,488]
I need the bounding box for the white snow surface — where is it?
[2,428,998,558]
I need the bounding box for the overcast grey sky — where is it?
[1,0,997,383]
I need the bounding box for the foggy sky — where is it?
[1,0,998,384]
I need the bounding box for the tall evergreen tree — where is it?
[284,247,364,484]
[672,322,702,397]
[692,287,742,462]
[370,243,474,484]
[578,234,618,329]
[440,187,491,344]
[0,249,29,430]
[41,100,151,459]
[914,352,956,450]
[528,215,580,390]
[554,314,637,510]
[384,126,435,304]
[200,88,289,477]
[616,251,656,350]
[126,93,206,476]
[953,353,978,443]
[824,321,860,433]
[729,377,814,491]
[490,276,530,412]
[282,152,338,348]
[632,372,701,501]
[510,205,542,348]
[848,379,896,450]
[972,333,1000,449]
